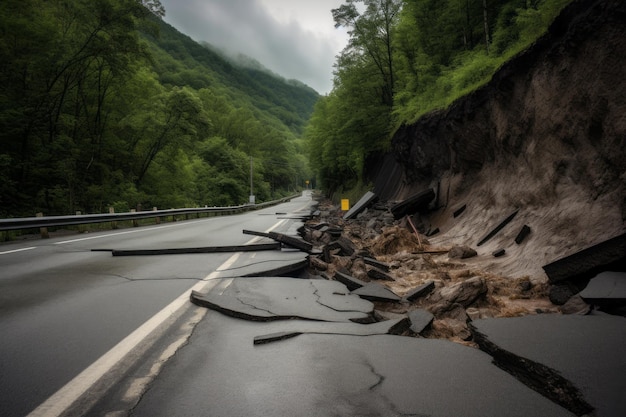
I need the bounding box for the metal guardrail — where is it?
[0,194,300,232]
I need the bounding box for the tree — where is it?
[333,0,402,106]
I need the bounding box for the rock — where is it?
[404,280,435,301]
[408,309,435,334]
[549,284,575,305]
[448,245,478,259]
[433,318,472,341]
[559,295,591,315]
[335,236,356,256]
[434,277,487,308]
[312,230,323,241]
[429,303,469,322]
[382,212,395,226]
[365,218,379,230]
[519,279,532,292]
[309,256,328,271]
[448,269,471,280]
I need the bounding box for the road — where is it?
[0,192,314,417]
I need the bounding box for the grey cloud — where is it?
[159,0,343,93]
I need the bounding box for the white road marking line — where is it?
[26,217,290,417]
[0,246,37,255]
[54,220,214,245]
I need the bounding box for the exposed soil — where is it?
[365,0,626,282]
[306,0,626,344]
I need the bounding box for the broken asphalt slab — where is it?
[579,271,626,300]
[131,313,575,417]
[390,188,435,219]
[342,191,377,220]
[471,314,626,417]
[408,309,434,334]
[191,277,375,323]
[352,282,402,302]
[253,318,408,345]
[543,232,626,283]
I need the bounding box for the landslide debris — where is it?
[303,197,559,345]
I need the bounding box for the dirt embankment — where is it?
[367,0,626,282]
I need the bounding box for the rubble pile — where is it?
[301,195,582,344]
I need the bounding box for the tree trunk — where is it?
[483,0,490,54]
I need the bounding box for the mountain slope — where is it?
[142,15,319,134]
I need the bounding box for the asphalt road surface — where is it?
[0,192,314,417]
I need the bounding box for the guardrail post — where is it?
[76,211,86,233]
[153,207,160,224]
[109,207,118,229]
[37,213,49,239]
[131,209,138,227]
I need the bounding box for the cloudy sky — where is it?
[158,0,351,94]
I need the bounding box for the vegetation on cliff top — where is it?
[305,0,572,194]
[0,0,317,216]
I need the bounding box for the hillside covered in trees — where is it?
[306,0,572,195]
[0,0,318,217]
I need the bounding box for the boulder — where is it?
[549,285,575,305]
[559,295,591,315]
[449,245,478,259]
[433,277,487,308]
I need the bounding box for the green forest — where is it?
[306,0,572,195]
[0,0,318,217]
[1,0,573,217]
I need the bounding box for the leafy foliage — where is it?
[306,0,572,194]
[0,0,318,216]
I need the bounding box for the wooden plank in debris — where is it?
[390,189,435,219]
[342,191,378,220]
[111,243,280,256]
[362,257,391,272]
[453,204,467,218]
[367,267,395,281]
[476,210,519,246]
[542,233,626,284]
[515,225,531,244]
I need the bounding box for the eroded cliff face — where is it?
[370,0,626,281]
